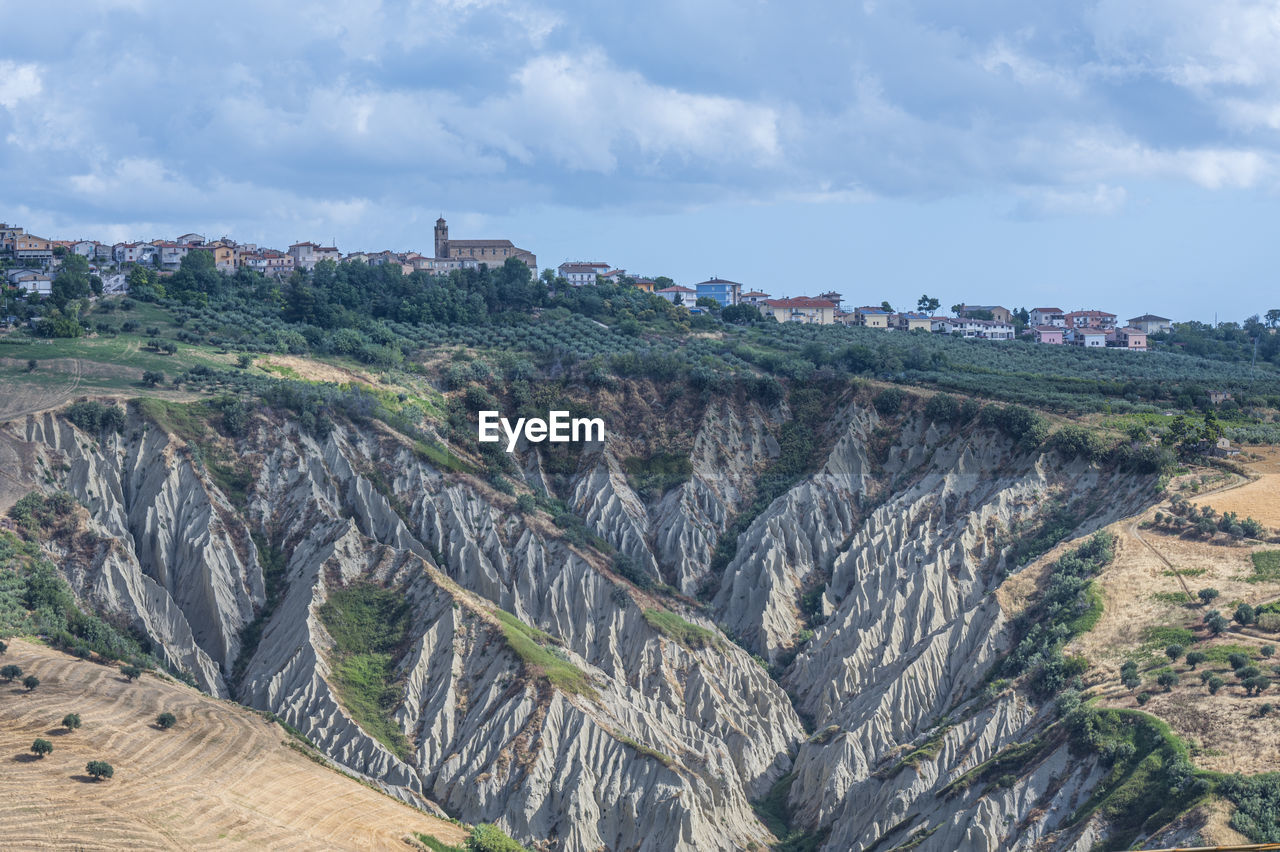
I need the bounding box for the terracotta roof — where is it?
[448,239,516,248]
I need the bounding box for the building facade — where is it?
[558,262,610,286]
[1127,314,1172,335]
[693,278,742,307]
[761,297,836,324]
[1029,308,1065,327]
[434,218,536,272]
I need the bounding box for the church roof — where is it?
[447,239,516,248]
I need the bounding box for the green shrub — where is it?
[31,738,53,758]
[466,823,530,852]
[85,760,114,780]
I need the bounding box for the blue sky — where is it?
[2,0,1278,321]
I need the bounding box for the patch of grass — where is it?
[942,730,1060,798]
[615,735,676,768]
[231,533,288,686]
[1065,708,1210,849]
[413,834,466,852]
[642,609,723,650]
[1141,625,1196,649]
[752,773,829,852]
[1246,551,1280,584]
[1163,567,1207,578]
[317,583,414,760]
[1069,582,1105,634]
[413,438,474,474]
[623,451,692,501]
[492,609,596,699]
[1201,643,1257,664]
[1151,591,1193,605]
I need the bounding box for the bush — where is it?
[1260,613,1280,633]
[1208,675,1225,694]
[156,712,176,730]
[1136,691,1152,705]
[1165,644,1184,661]
[141,370,164,387]
[65,400,126,434]
[611,553,653,591]
[1236,603,1257,626]
[121,665,142,682]
[0,664,21,681]
[62,713,81,731]
[872,387,905,417]
[85,760,114,780]
[31,738,52,758]
[22,674,39,691]
[924,392,961,424]
[0,640,6,655]
[466,824,530,852]
[1185,650,1206,669]
[1156,669,1180,691]
[1198,587,1220,606]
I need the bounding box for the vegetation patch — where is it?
[1003,532,1116,697]
[623,451,692,501]
[1246,551,1280,584]
[615,735,676,768]
[752,772,830,852]
[317,583,414,759]
[942,729,1061,798]
[231,532,288,686]
[0,532,154,666]
[1065,708,1209,849]
[492,609,596,699]
[1219,773,1280,842]
[642,609,722,650]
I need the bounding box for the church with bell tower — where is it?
[433,216,536,271]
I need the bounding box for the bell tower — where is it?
[434,217,449,258]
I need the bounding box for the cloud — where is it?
[0,61,42,109]
[2,0,1280,246]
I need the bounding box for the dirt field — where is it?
[259,356,377,387]
[1193,446,1280,528]
[0,640,466,851]
[1060,456,1280,776]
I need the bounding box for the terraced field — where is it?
[0,640,466,851]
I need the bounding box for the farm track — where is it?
[0,640,467,851]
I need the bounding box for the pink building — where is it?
[1033,325,1064,344]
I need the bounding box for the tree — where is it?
[156,712,176,730]
[1165,644,1184,661]
[62,713,82,731]
[1206,611,1229,635]
[0,664,20,681]
[25,359,36,372]
[141,370,164,387]
[880,300,894,313]
[1198,588,1220,606]
[1244,675,1271,696]
[51,253,92,309]
[917,294,940,314]
[1235,603,1256,626]
[1121,669,1141,690]
[1156,669,1180,691]
[1266,308,1280,328]
[85,760,114,781]
[1263,645,1276,659]
[31,738,53,759]
[1207,675,1226,694]
[23,675,39,692]
[1185,650,1207,669]
[120,665,142,682]
[0,640,5,655]
[236,354,254,369]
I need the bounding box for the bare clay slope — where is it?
[0,639,467,851]
[5,388,1167,852]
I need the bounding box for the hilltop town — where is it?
[1,218,1187,350]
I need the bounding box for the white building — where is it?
[1029,307,1065,327]
[7,269,52,296]
[558,261,611,286]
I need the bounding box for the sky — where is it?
[2,0,1279,321]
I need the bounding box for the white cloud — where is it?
[0,61,42,109]
[1014,183,1127,218]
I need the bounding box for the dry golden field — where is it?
[0,640,466,851]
